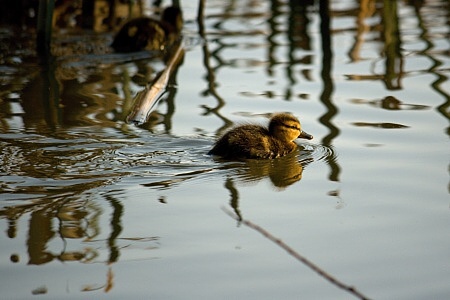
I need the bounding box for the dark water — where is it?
[1,1,449,299]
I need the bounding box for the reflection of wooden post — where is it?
[43,60,62,127]
[382,0,402,90]
[37,0,55,55]
[409,1,450,120]
[225,178,242,222]
[349,0,375,62]
[197,0,205,34]
[287,1,313,84]
[197,0,232,133]
[318,0,340,182]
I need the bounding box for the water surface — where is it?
[1,0,449,299]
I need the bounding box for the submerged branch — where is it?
[126,41,184,125]
[222,207,371,300]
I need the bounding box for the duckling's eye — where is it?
[283,124,300,131]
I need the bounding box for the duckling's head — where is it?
[162,6,183,32]
[268,113,313,142]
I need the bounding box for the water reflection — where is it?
[382,0,403,90]
[0,188,159,292]
[344,0,449,118]
[222,149,311,221]
[230,149,307,188]
[286,0,314,85]
[352,121,409,129]
[340,0,449,130]
[198,0,341,182]
[196,0,233,134]
[412,2,450,132]
[20,58,61,129]
[348,0,376,62]
[0,0,449,297]
[4,48,181,133]
[104,195,123,264]
[1,197,99,265]
[137,145,317,222]
[267,1,314,93]
[318,0,341,183]
[350,95,430,111]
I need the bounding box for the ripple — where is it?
[1,131,334,198]
[299,143,336,163]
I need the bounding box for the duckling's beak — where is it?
[298,130,313,140]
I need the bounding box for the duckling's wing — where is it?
[209,125,274,159]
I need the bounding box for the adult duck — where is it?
[111,6,183,52]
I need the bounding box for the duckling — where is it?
[208,113,313,159]
[111,6,183,53]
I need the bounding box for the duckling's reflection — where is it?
[233,149,306,189]
[221,148,310,221]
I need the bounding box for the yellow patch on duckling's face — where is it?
[269,114,302,142]
[280,121,302,142]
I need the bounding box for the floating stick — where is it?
[126,41,184,125]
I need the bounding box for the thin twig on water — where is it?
[222,207,372,300]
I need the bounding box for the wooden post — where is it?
[37,0,55,56]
